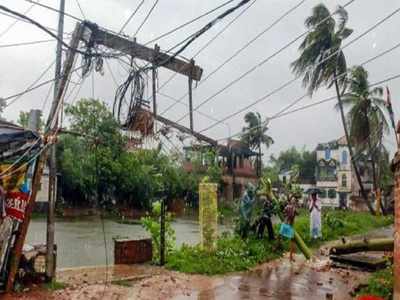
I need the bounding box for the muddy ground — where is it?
[3,253,369,300]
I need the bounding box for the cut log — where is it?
[329,238,394,255]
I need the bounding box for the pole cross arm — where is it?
[88,27,203,81]
[151,111,218,146]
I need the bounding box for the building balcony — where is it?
[317,175,337,182]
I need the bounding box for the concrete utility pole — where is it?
[46,0,65,282]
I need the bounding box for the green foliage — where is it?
[58,98,190,209]
[167,234,284,275]
[267,146,316,183]
[166,210,392,275]
[357,265,393,300]
[140,201,176,263]
[294,209,393,248]
[241,111,274,151]
[341,66,388,149]
[16,110,45,131]
[291,4,352,94]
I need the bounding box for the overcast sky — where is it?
[1,0,399,160]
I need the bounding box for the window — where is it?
[342,174,347,187]
[328,189,337,199]
[319,189,327,198]
[342,150,348,165]
[325,148,331,160]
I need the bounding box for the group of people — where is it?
[239,184,322,262]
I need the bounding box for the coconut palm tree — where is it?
[340,66,389,213]
[241,112,274,176]
[291,4,375,214]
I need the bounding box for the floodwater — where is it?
[26,215,231,268]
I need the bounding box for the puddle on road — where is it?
[172,256,367,300]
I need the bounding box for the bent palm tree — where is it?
[291,4,375,214]
[241,112,274,176]
[340,66,389,213]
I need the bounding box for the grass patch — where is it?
[294,209,393,249]
[357,265,393,299]
[166,210,392,275]
[42,281,67,291]
[167,233,286,275]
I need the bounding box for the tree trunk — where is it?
[333,73,375,215]
[330,238,393,255]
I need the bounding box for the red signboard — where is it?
[5,191,30,222]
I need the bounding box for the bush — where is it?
[357,265,393,300]
[141,201,176,263]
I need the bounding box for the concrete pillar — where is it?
[199,183,218,251]
[392,122,400,300]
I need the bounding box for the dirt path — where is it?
[3,253,368,300]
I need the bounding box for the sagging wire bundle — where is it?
[113,63,149,129]
[111,0,252,130]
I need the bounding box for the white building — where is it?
[315,136,373,208]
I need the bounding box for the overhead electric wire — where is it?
[197,5,400,134]
[132,0,159,37]
[0,2,35,38]
[75,0,87,19]
[119,0,145,34]
[0,11,70,36]
[217,71,400,142]
[134,0,160,37]
[160,0,307,116]
[0,5,95,56]
[158,91,224,124]
[24,0,82,22]
[2,65,85,104]
[175,0,357,124]
[144,0,237,45]
[5,60,56,108]
[113,0,255,127]
[156,0,259,112]
[0,39,54,48]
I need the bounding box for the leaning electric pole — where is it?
[46,0,65,281]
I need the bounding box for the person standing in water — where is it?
[309,191,322,239]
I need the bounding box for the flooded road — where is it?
[26,216,231,268]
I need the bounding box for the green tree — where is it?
[291,4,375,214]
[269,147,316,182]
[17,110,44,131]
[241,112,274,176]
[58,98,125,206]
[340,66,389,209]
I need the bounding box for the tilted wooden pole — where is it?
[188,60,194,132]
[5,22,84,292]
[152,44,160,119]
